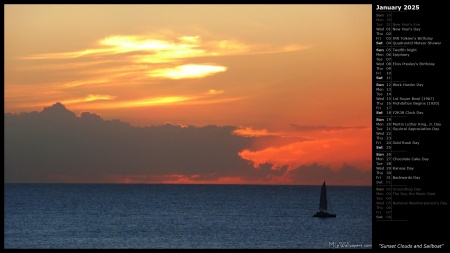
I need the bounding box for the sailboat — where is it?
[313,181,336,218]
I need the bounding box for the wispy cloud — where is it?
[24,34,308,62]
[61,94,117,104]
[232,127,282,137]
[63,79,110,88]
[232,126,314,138]
[99,96,195,108]
[9,33,310,111]
[22,34,309,81]
[148,64,227,79]
[205,89,224,95]
[67,90,243,109]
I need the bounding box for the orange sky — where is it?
[4,4,372,185]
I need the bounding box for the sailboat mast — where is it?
[319,181,328,211]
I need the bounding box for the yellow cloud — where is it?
[205,89,224,95]
[232,127,279,137]
[63,79,109,88]
[24,34,309,62]
[70,91,244,110]
[148,64,227,79]
[178,35,200,43]
[20,33,311,87]
[23,48,112,59]
[61,94,116,104]
[90,96,194,109]
[232,126,313,138]
[100,36,175,51]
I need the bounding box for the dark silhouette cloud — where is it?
[4,103,262,183]
[5,103,371,185]
[287,163,371,186]
[289,124,368,132]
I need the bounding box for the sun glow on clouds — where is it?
[73,96,194,110]
[75,90,239,109]
[233,127,280,137]
[11,33,309,112]
[24,34,307,68]
[61,94,116,104]
[23,48,111,60]
[22,35,239,83]
[63,79,109,88]
[237,127,372,172]
[24,34,270,63]
[148,64,227,79]
[239,138,370,171]
[114,96,193,108]
[101,36,176,51]
[232,126,306,138]
[20,94,117,109]
[205,89,224,95]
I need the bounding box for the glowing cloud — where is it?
[232,126,308,138]
[63,79,109,88]
[13,33,310,110]
[205,89,224,95]
[35,91,244,111]
[24,35,258,62]
[148,64,227,79]
[238,128,372,171]
[100,36,175,51]
[233,127,279,137]
[23,48,111,59]
[61,94,116,104]
[107,96,193,108]
[24,34,308,63]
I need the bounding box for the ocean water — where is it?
[4,184,372,249]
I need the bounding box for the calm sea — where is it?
[4,184,372,249]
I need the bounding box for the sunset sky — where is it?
[4,4,372,185]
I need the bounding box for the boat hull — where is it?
[313,211,336,218]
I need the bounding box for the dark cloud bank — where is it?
[4,103,370,184]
